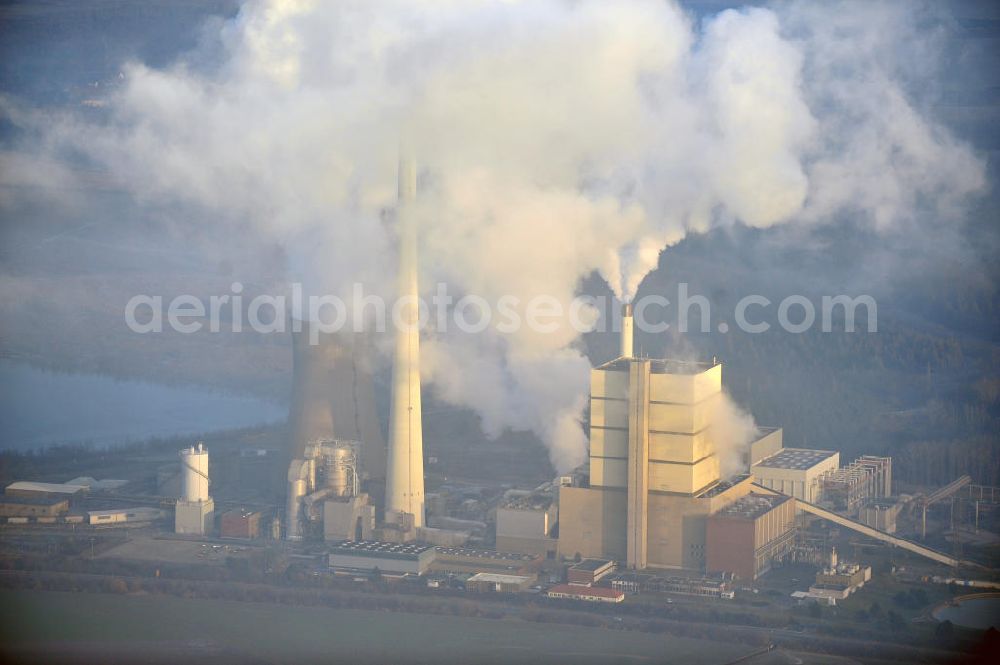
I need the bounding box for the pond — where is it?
[0,360,285,451]
[933,594,1000,631]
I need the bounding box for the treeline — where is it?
[894,436,1000,487]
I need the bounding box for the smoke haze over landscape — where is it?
[0,0,995,472]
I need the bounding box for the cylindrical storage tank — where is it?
[180,443,210,502]
[286,478,307,540]
[323,445,355,497]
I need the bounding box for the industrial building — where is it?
[0,495,70,518]
[465,572,535,593]
[65,477,129,492]
[174,443,214,535]
[287,438,366,541]
[746,427,784,467]
[323,494,375,542]
[88,507,165,525]
[220,508,262,539]
[567,558,615,586]
[495,492,558,558]
[750,448,840,503]
[327,540,436,575]
[547,584,624,603]
[821,455,892,513]
[807,549,872,603]
[5,481,87,501]
[705,493,796,580]
[558,310,777,571]
[431,546,542,576]
[608,572,735,599]
[859,499,901,534]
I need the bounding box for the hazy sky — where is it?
[0,0,995,470]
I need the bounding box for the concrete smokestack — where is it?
[621,302,634,359]
[385,154,425,528]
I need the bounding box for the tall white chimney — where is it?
[385,154,425,528]
[621,302,634,359]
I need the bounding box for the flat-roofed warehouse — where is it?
[465,572,535,593]
[706,493,796,580]
[328,540,436,575]
[547,584,624,603]
[5,481,87,501]
[0,495,70,518]
[431,546,542,576]
[567,558,615,586]
[750,449,839,503]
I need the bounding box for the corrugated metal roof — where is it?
[66,477,129,491]
[6,481,87,494]
[467,573,534,584]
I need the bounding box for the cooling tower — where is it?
[288,323,387,479]
[289,322,336,459]
[385,154,425,528]
[329,332,386,480]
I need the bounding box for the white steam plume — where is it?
[3,0,985,472]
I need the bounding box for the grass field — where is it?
[0,590,750,664]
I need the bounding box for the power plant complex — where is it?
[4,153,985,630]
[268,156,963,584]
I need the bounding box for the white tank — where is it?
[179,442,210,502]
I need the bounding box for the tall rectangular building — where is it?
[562,357,757,570]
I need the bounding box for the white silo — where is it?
[180,442,210,502]
[174,441,214,535]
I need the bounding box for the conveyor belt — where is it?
[750,483,960,567]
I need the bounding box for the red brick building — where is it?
[220,508,261,539]
[706,493,795,580]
